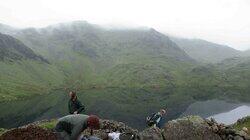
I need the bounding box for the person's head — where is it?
[87,115,100,130]
[69,91,77,100]
[160,109,166,115]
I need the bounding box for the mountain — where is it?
[1,21,250,130]
[0,22,199,129]
[0,24,18,35]
[185,56,250,102]
[170,37,241,63]
[219,57,250,93]
[243,49,250,57]
[0,33,64,101]
[9,21,194,89]
[0,33,47,62]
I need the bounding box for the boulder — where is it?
[139,127,164,140]
[233,135,244,140]
[83,119,138,139]
[0,125,57,140]
[162,116,221,140]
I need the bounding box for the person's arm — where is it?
[76,100,85,114]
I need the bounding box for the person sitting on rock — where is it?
[146,109,166,128]
[68,91,85,114]
[55,114,100,140]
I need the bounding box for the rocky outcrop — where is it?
[1,116,250,140]
[163,116,221,140]
[206,118,250,140]
[0,125,57,140]
[234,116,250,129]
[83,119,138,139]
[139,127,163,140]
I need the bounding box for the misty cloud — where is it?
[0,0,249,50]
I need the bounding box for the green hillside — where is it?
[11,21,194,89]
[1,21,250,103]
[233,116,250,131]
[170,37,241,63]
[0,21,250,129]
[185,56,250,102]
[0,33,64,101]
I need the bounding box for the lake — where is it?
[0,90,249,130]
[208,105,250,125]
[182,100,250,125]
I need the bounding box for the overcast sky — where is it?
[0,0,249,50]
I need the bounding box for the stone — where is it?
[236,130,248,138]
[162,116,221,140]
[242,127,248,133]
[233,136,244,140]
[139,127,164,140]
[226,134,234,140]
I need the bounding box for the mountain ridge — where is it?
[0,33,48,63]
[10,21,195,89]
[0,21,250,102]
[170,36,242,63]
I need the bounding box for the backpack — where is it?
[146,113,161,127]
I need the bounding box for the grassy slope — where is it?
[11,22,194,90]
[0,88,194,129]
[1,21,250,103]
[233,116,250,132]
[0,32,65,101]
[0,22,250,130]
[37,119,58,130]
[0,60,64,101]
[184,57,250,102]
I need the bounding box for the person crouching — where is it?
[55,114,100,140]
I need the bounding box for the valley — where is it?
[0,21,250,130]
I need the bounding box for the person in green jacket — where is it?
[68,91,85,114]
[55,114,100,140]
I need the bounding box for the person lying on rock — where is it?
[55,114,100,140]
[68,91,85,114]
[146,109,167,128]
